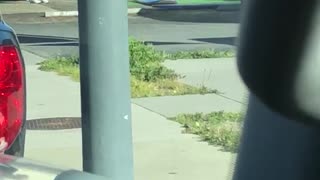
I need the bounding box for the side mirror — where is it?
[237,0,320,125]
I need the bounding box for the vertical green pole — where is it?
[77,0,134,180]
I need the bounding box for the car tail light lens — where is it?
[0,45,24,151]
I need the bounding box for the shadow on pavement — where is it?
[26,41,196,47]
[17,34,235,51]
[190,37,237,46]
[28,42,79,46]
[18,34,202,47]
[138,5,241,23]
[17,34,78,46]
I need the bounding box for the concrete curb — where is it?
[44,8,143,17]
[44,11,78,17]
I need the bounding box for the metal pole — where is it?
[77,0,134,179]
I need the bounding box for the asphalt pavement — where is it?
[5,11,239,59]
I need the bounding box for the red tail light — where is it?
[0,45,24,151]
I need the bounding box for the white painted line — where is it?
[44,8,142,18]
[127,8,142,14]
[44,11,78,17]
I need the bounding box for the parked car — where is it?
[0,18,26,157]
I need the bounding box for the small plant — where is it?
[38,56,78,70]
[172,112,243,152]
[167,49,235,60]
[38,56,80,81]
[129,38,177,81]
[131,76,216,97]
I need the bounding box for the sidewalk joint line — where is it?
[131,102,170,118]
[215,93,246,105]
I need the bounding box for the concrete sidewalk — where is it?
[24,50,239,180]
[133,58,248,117]
[0,2,57,15]
[164,58,247,103]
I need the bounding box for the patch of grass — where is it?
[129,38,178,81]
[38,56,80,81]
[38,38,227,98]
[128,1,144,8]
[131,76,217,97]
[167,49,235,60]
[38,56,217,98]
[171,112,243,152]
